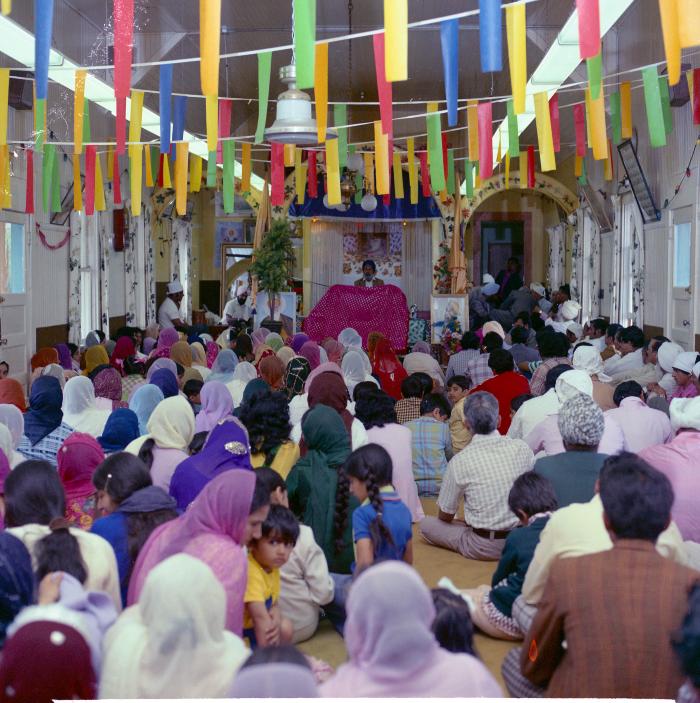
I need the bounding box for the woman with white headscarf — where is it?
[572,345,615,411]
[402,341,445,388]
[206,350,241,405]
[100,554,248,699]
[524,369,627,456]
[0,404,25,467]
[62,376,112,437]
[651,341,684,397]
[341,349,378,399]
[338,327,363,352]
[227,361,258,407]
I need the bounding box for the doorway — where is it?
[668,205,696,349]
[480,220,525,281]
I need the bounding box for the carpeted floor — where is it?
[297,498,518,691]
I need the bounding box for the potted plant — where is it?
[250,218,296,334]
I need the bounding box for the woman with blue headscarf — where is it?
[149,369,179,399]
[206,349,239,404]
[98,409,141,454]
[0,532,34,647]
[129,384,165,435]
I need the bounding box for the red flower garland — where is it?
[36,223,70,250]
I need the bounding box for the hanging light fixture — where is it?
[265,2,337,145]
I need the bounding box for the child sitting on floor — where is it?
[462,472,558,640]
[431,588,478,656]
[244,504,298,649]
[255,467,334,644]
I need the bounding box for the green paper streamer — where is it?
[82,97,91,143]
[465,160,474,197]
[255,52,272,144]
[609,92,622,145]
[659,76,673,136]
[426,112,445,192]
[578,158,587,186]
[150,146,159,184]
[35,98,45,148]
[587,51,602,101]
[334,103,347,170]
[294,0,316,90]
[349,145,362,203]
[42,143,54,213]
[642,66,666,148]
[223,140,235,213]
[206,151,217,188]
[447,148,455,195]
[507,100,519,158]
[51,145,61,212]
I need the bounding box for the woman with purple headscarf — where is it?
[93,368,128,410]
[194,382,234,434]
[170,417,251,511]
[54,344,74,371]
[149,328,180,361]
[251,328,270,352]
[128,469,267,636]
[299,341,323,370]
[289,333,310,354]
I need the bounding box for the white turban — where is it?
[657,341,684,373]
[555,369,593,402]
[572,345,611,382]
[566,321,584,341]
[561,300,581,321]
[482,273,495,285]
[670,396,700,433]
[693,361,700,378]
[530,282,546,298]
[482,282,500,296]
[539,299,553,314]
[672,351,700,373]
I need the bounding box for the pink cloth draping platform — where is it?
[303,284,409,351]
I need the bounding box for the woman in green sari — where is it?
[286,404,356,574]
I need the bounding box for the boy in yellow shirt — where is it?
[243,504,298,648]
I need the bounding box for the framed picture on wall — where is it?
[430,294,468,345]
[254,291,297,337]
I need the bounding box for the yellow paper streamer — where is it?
[659,0,681,85]
[575,154,583,177]
[0,69,8,146]
[504,151,510,190]
[131,144,143,216]
[190,154,202,193]
[678,0,700,49]
[0,146,10,208]
[199,0,221,97]
[620,81,632,139]
[73,70,86,154]
[506,3,527,114]
[687,69,695,111]
[325,139,341,205]
[384,0,407,82]
[162,154,172,188]
[475,170,482,189]
[534,92,556,172]
[300,164,307,203]
[205,95,218,154]
[374,121,390,195]
[586,87,608,160]
[94,152,106,212]
[407,136,418,204]
[241,143,252,192]
[128,90,144,159]
[519,151,527,188]
[295,147,305,204]
[1,1,11,16]
[467,100,479,162]
[496,131,502,164]
[364,152,375,194]
[315,42,329,143]
[144,145,154,187]
[284,144,296,167]
[175,142,189,216]
[604,140,613,181]
[393,152,404,198]
[73,153,82,211]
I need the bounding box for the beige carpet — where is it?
[297,498,517,691]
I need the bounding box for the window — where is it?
[0,222,25,294]
[673,222,691,288]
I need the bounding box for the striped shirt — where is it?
[446,349,481,383]
[17,423,75,467]
[466,353,494,389]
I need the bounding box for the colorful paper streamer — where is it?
[659,0,681,85]
[0,69,7,147]
[384,0,407,82]
[294,0,316,90]
[506,100,519,158]
[549,93,560,153]
[604,139,613,181]
[85,145,95,215]
[128,90,144,159]
[374,121,390,195]
[642,66,667,147]
[418,151,430,196]
[504,151,511,189]
[446,149,455,196]
[315,42,329,143]
[1,1,11,15]
[407,137,418,204]
[200,0,221,97]
[172,96,187,156]
[25,149,34,214]
[586,86,608,160]
[271,143,285,206]
[34,0,54,100]
[174,142,189,215]
[144,146,153,188]
[465,160,474,197]
[393,152,404,199]
[82,97,90,144]
[255,52,272,144]
[477,102,493,179]
[620,81,632,138]
[373,34,393,138]
[575,154,583,177]
[112,152,121,205]
[440,19,459,127]
[42,143,54,214]
[241,142,252,192]
[130,144,142,216]
[325,139,341,205]
[159,64,172,154]
[206,151,217,188]
[295,147,305,204]
[527,146,535,188]
[205,95,218,154]
[534,92,556,172]
[678,0,700,50]
[659,75,673,135]
[73,70,86,155]
[162,154,172,188]
[94,151,105,212]
[506,3,526,114]
[480,0,502,72]
[693,69,700,125]
[189,154,202,193]
[222,140,234,214]
[576,0,600,60]
[587,50,602,101]
[216,98,232,164]
[284,144,296,168]
[334,104,347,170]
[609,92,622,145]
[114,0,134,152]
[307,149,318,198]
[426,108,445,192]
[467,100,479,162]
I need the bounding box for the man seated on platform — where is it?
[157,280,185,329]
[420,391,534,561]
[354,259,384,287]
[223,285,252,328]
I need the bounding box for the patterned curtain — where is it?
[172,218,193,324]
[587,216,601,320]
[609,195,623,323]
[125,208,139,326]
[630,204,645,327]
[67,211,82,344]
[401,222,432,311]
[98,212,111,335]
[546,223,565,291]
[144,202,156,326]
[569,216,582,304]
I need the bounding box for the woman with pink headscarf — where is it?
[321,562,502,698]
[299,341,323,370]
[127,470,269,636]
[322,338,345,364]
[149,328,180,361]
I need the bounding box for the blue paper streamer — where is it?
[171,95,187,162]
[159,64,173,154]
[34,0,54,100]
[479,0,502,73]
[440,19,459,128]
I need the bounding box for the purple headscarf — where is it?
[194,381,234,434]
[299,341,322,370]
[150,369,179,398]
[92,368,127,409]
[289,333,310,353]
[412,340,432,354]
[251,328,270,351]
[143,337,157,355]
[150,328,180,360]
[54,344,73,371]
[170,418,252,511]
[146,358,178,382]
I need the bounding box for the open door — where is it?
[668,205,696,349]
[0,215,29,387]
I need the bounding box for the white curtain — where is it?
[67,211,82,344]
[580,211,601,323]
[144,203,156,326]
[546,223,566,292]
[173,218,193,324]
[401,222,432,311]
[609,195,624,323]
[98,212,111,335]
[570,215,583,305]
[309,220,345,308]
[125,209,139,327]
[629,200,645,327]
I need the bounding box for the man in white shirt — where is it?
[157,280,184,329]
[223,290,251,327]
[603,325,645,376]
[584,318,607,352]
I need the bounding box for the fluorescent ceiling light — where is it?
[0,14,264,191]
[462,0,635,194]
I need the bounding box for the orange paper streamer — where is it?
[586,86,607,160]
[620,82,632,139]
[374,121,390,195]
[315,42,329,144]
[241,143,252,192]
[131,145,143,215]
[199,0,221,96]
[175,142,189,215]
[73,153,82,211]
[393,152,404,198]
[94,152,106,212]
[73,70,86,154]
